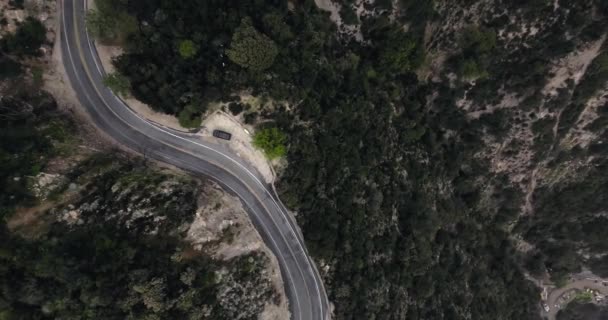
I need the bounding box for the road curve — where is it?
[58,1,330,319]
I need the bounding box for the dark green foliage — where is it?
[244,112,258,124]
[228,102,245,115]
[518,158,608,279]
[276,71,539,318]
[399,0,436,27]
[457,26,496,79]
[363,18,425,75]
[112,0,287,114]
[226,18,278,71]
[339,5,359,25]
[102,72,131,97]
[178,104,202,128]
[460,26,497,55]
[585,104,608,134]
[86,0,137,44]
[0,89,69,214]
[571,51,608,105]
[8,0,24,9]
[0,17,46,56]
[0,57,22,79]
[461,59,488,79]
[557,302,608,320]
[589,255,608,277]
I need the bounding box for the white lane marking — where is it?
[64,1,311,318]
[83,0,104,77]
[79,2,326,318]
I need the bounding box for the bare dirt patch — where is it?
[543,35,607,96]
[6,202,54,238]
[314,0,342,26]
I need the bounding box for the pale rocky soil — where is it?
[0,0,25,34]
[543,36,607,97]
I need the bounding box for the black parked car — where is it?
[212,130,232,140]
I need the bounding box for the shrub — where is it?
[86,0,136,44]
[178,40,198,59]
[461,59,488,79]
[178,105,202,128]
[103,72,130,97]
[226,18,278,72]
[0,57,22,79]
[252,127,286,159]
[244,112,258,125]
[228,102,244,116]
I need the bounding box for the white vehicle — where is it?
[543,303,550,312]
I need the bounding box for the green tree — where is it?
[103,72,130,97]
[591,52,608,73]
[460,26,497,54]
[461,59,488,79]
[1,17,46,56]
[133,278,167,312]
[177,40,198,59]
[253,127,286,159]
[226,18,278,72]
[86,0,136,43]
[378,27,421,73]
[177,105,202,128]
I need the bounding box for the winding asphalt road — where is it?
[59,1,329,319]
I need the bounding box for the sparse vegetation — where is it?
[574,291,594,303]
[557,302,608,320]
